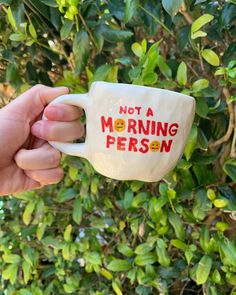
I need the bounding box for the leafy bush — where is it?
[1,0,236,294]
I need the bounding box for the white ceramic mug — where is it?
[46,82,195,182]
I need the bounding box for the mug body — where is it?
[86,82,195,182]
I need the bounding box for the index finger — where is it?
[5,84,69,122]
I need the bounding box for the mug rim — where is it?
[90,81,195,102]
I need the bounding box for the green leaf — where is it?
[216,221,228,232]
[100,268,113,280]
[124,0,138,23]
[36,221,47,241]
[40,0,58,7]
[117,244,134,257]
[157,55,172,78]
[191,14,214,34]
[2,263,18,284]
[60,19,73,40]
[131,42,143,57]
[223,159,236,182]
[162,0,184,17]
[56,188,77,203]
[10,33,27,41]
[207,189,216,201]
[192,79,209,92]
[2,254,21,264]
[196,255,212,285]
[92,64,113,82]
[107,259,132,272]
[131,192,149,208]
[135,243,153,255]
[201,49,220,66]
[123,189,134,209]
[168,212,185,240]
[191,30,207,40]
[134,252,157,266]
[196,98,209,118]
[64,224,72,242]
[213,199,228,208]
[156,239,170,267]
[185,249,193,264]
[62,243,70,260]
[193,189,212,221]
[112,281,123,295]
[99,24,133,42]
[23,201,36,225]
[7,7,17,31]
[171,239,188,251]
[143,72,158,85]
[200,225,210,252]
[130,181,144,192]
[177,61,187,86]
[22,261,31,284]
[219,238,236,267]
[73,30,90,75]
[29,23,37,39]
[212,269,221,284]
[73,198,82,225]
[84,252,102,266]
[184,124,198,161]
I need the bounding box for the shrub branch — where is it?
[210,87,235,149]
[230,103,236,158]
[179,3,193,25]
[138,5,175,38]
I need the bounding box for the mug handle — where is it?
[43,93,90,160]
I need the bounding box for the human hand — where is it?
[0,85,84,195]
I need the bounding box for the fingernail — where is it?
[32,122,43,137]
[55,86,69,93]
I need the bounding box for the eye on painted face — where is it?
[114,118,126,132]
[149,141,160,152]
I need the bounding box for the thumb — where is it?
[5,84,69,122]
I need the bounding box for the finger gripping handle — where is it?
[45,93,90,160]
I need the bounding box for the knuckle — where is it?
[31,84,46,92]
[50,149,61,166]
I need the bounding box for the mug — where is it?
[45,82,195,182]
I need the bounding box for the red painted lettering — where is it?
[119,106,127,114]
[106,135,115,148]
[136,107,141,115]
[139,138,149,153]
[117,137,126,151]
[127,119,137,134]
[160,140,173,152]
[101,116,113,132]
[146,108,154,117]
[128,137,138,152]
[169,123,179,136]
[156,122,168,136]
[138,120,150,135]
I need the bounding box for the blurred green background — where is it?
[1,0,236,294]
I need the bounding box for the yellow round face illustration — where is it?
[114,118,126,132]
[149,141,160,152]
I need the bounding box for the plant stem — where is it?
[139,5,175,38]
[230,103,236,158]
[210,88,234,148]
[179,2,193,25]
[75,14,79,32]
[77,10,98,49]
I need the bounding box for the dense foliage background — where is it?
[1,0,236,294]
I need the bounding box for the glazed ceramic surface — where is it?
[47,82,195,182]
